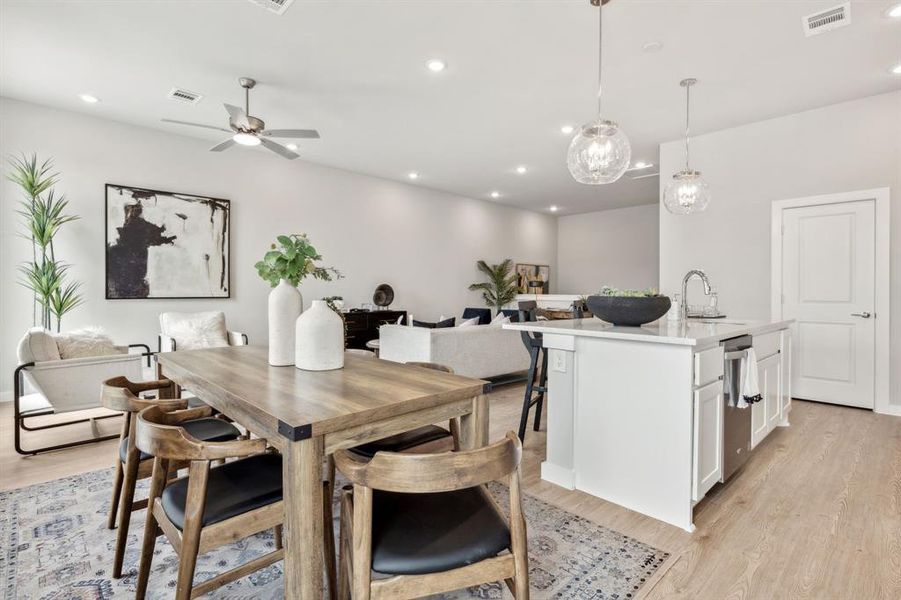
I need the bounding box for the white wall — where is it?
[659,91,901,409]
[0,98,557,394]
[556,203,659,294]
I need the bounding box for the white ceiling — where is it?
[2,1,899,215]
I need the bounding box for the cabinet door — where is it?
[781,331,792,423]
[751,358,769,448]
[693,380,724,502]
[766,353,782,431]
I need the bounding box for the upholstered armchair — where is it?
[157,311,248,353]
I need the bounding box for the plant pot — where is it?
[295,300,345,371]
[269,280,303,366]
[586,295,672,327]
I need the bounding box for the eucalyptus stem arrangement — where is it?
[255,234,342,287]
[7,154,83,332]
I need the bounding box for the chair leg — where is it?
[107,460,124,530]
[113,453,140,578]
[136,458,168,600]
[337,490,353,600]
[274,525,283,550]
[448,417,461,451]
[323,480,337,600]
[533,349,548,432]
[174,461,209,600]
[518,346,540,441]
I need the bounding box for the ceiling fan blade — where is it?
[210,138,236,152]
[261,129,320,139]
[223,103,250,129]
[260,137,299,160]
[161,118,231,133]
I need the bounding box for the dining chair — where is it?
[101,376,241,579]
[133,405,290,600]
[347,361,459,458]
[334,431,530,599]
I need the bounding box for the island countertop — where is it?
[504,317,793,347]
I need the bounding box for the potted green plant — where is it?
[255,234,341,366]
[468,258,518,313]
[7,154,83,332]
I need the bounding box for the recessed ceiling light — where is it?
[407,172,420,180]
[885,3,901,18]
[516,165,528,174]
[891,63,901,75]
[425,59,446,73]
[549,205,559,212]
[642,41,663,53]
[286,143,298,151]
[490,191,501,199]
[78,94,100,104]
[560,125,574,135]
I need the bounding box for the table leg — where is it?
[459,393,489,450]
[283,436,325,599]
[156,364,179,399]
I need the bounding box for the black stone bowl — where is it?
[586,295,672,327]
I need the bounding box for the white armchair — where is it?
[14,328,151,455]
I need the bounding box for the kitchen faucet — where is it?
[681,269,711,320]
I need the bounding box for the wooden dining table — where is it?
[157,345,490,599]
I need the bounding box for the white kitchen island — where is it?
[504,317,793,531]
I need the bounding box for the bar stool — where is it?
[101,376,241,578]
[517,302,547,442]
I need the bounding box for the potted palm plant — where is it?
[468,258,518,313]
[7,154,83,332]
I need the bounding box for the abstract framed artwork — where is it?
[105,184,230,299]
[515,263,550,295]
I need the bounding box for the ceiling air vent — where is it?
[167,88,203,105]
[247,0,294,15]
[802,3,851,37]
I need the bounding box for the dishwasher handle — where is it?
[724,349,750,361]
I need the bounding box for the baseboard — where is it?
[0,390,12,403]
[875,403,901,417]
[540,461,575,490]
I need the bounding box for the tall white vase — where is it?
[268,280,303,366]
[295,300,345,371]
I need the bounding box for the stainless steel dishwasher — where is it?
[721,334,754,482]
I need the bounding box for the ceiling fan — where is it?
[161,77,319,160]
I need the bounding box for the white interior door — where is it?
[781,200,875,408]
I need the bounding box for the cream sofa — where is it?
[379,324,530,380]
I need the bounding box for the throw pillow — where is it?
[458,317,480,328]
[159,311,230,350]
[490,315,511,327]
[412,317,456,329]
[55,327,123,359]
[16,327,62,363]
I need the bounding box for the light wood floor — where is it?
[2,387,899,599]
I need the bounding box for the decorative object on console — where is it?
[515,263,550,294]
[106,184,229,299]
[468,259,519,312]
[587,286,671,326]
[161,77,320,160]
[372,283,395,308]
[663,78,711,215]
[567,0,631,185]
[255,234,342,365]
[8,154,83,331]
[295,300,345,371]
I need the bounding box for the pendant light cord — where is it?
[684,83,691,171]
[597,1,603,119]
[245,87,251,116]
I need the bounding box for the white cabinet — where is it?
[752,352,782,448]
[693,380,724,501]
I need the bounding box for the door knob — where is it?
[851,312,872,318]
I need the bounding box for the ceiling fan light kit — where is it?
[161,77,319,160]
[567,0,631,186]
[663,78,711,215]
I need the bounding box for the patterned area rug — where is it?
[0,468,669,599]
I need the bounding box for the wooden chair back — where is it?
[335,431,520,494]
[101,376,184,413]
[135,404,265,461]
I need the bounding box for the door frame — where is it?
[770,188,893,416]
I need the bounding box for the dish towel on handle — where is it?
[739,347,762,408]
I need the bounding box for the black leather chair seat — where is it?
[349,425,452,459]
[161,453,283,531]
[370,486,511,576]
[119,417,240,463]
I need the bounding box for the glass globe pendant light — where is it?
[567,0,631,184]
[663,78,711,214]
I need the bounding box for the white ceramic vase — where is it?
[295,300,345,371]
[268,280,303,366]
